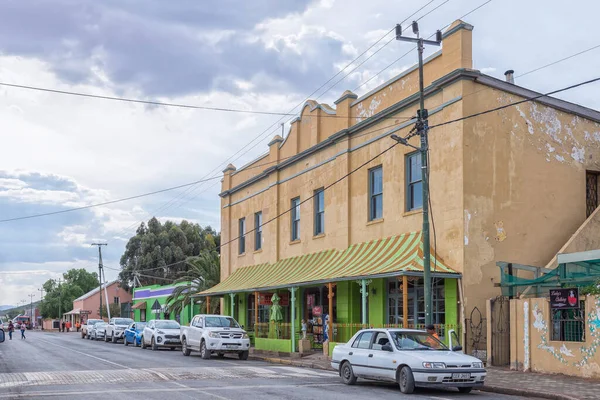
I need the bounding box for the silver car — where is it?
[92,322,108,341]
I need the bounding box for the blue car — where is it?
[124,322,146,347]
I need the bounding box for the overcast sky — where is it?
[0,0,598,307]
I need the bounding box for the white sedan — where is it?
[331,328,486,394]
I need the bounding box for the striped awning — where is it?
[199,231,459,296]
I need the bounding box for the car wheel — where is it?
[124,337,129,346]
[238,351,249,360]
[104,334,109,342]
[340,361,357,385]
[458,387,473,394]
[151,337,158,351]
[398,366,415,394]
[111,334,117,343]
[141,336,147,349]
[200,340,211,360]
[182,338,191,356]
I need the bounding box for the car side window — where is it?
[196,317,203,328]
[357,332,374,349]
[351,333,363,348]
[371,332,390,350]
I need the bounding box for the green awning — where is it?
[199,231,459,296]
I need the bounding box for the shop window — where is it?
[406,152,423,211]
[140,309,146,322]
[368,166,383,220]
[238,217,246,254]
[387,277,445,325]
[551,301,585,342]
[247,294,269,328]
[291,197,300,241]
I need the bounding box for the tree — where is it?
[118,217,220,289]
[166,250,221,319]
[98,303,121,318]
[39,269,99,319]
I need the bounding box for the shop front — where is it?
[132,283,196,326]
[201,232,461,353]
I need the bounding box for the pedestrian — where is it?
[61,321,66,333]
[20,323,26,339]
[76,322,80,332]
[7,321,14,340]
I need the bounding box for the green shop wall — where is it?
[444,279,458,329]
[132,283,196,326]
[368,279,386,326]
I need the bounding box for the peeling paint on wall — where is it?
[356,97,382,121]
[494,221,507,242]
[523,301,530,371]
[464,210,471,245]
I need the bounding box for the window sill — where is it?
[238,252,246,257]
[313,233,325,239]
[367,218,384,226]
[289,239,301,245]
[403,209,423,217]
[253,249,263,254]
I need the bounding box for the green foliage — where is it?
[118,217,220,289]
[39,268,99,319]
[581,280,600,296]
[97,303,121,318]
[166,250,221,318]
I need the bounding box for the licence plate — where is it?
[452,373,471,379]
[225,345,238,349]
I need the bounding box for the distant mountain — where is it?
[0,305,15,311]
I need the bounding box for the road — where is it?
[0,331,531,399]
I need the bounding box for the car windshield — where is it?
[89,320,103,326]
[115,318,133,325]
[96,322,107,327]
[155,321,180,329]
[390,331,449,351]
[136,323,146,330]
[204,316,240,328]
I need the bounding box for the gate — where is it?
[490,296,510,366]
[465,307,486,362]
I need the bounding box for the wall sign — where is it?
[550,288,579,309]
[312,306,322,316]
[258,292,289,306]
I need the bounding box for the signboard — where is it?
[80,310,92,315]
[258,293,289,306]
[312,306,322,316]
[550,288,579,309]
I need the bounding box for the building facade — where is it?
[132,283,197,326]
[63,280,132,326]
[201,20,600,352]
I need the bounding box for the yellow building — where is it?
[200,20,600,353]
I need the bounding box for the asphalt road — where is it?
[0,331,532,399]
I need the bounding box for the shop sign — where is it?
[258,292,289,306]
[312,306,322,316]
[550,288,579,309]
[80,310,92,315]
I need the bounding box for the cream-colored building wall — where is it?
[462,80,600,315]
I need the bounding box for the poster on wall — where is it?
[312,306,322,316]
[550,288,579,309]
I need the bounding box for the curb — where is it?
[251,356,582,400]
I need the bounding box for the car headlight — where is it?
[472,362,483,369]
[422,362,446,369]
[242,333,249,339]
[209,331,220,338]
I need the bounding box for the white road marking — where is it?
[37,338,132,369]
[273,366,337,376]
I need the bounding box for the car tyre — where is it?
[182,338,191,356]
[151,337,158,351]
[340,361,357,385]
[238,351,249,361]
[200,340,211,360]
[111,334,117,344]
[141,336,147,349]
[124,337,129,346]
[398,366,415,394]
[104,334,110,342]
[458,387,473,394]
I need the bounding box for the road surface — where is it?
[0,331,533,399]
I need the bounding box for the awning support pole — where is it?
[403,276,408,328]
[254,291,259,338]
[229,293,235,318]
[327,283,334,342]
[289,287,298,352]
[206,296,211,314]
[361,279,368,326]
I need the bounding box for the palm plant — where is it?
[166,250,221,319]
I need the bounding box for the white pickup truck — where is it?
[180,314,250,360]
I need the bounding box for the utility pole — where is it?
[38,287,44,330]
[392,21,442,327]
[91,243,108,320]
[28,294,35,328]
[57,279,62,324]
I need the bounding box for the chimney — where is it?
[504,70,515,84]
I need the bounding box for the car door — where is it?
[368,331,396,381]
[190,317,204,349]
[144,321,153,345]
[126,323,135,343]
[348,331,375,376]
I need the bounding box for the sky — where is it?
[0,0,599,307]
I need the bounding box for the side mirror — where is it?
[452,345,463,352]
[382,343,393,352]
[0,330,5,343]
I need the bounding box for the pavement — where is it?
[0,330,533,399]
[249,353,600,400]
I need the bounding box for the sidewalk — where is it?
[249,353,600,400]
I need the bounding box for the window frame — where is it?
[551,301,586,342]
[254,211,263,251]
[368,166,383,221]
[238,217,246,254]
[291,197,301,241]
[406,151,423,211]
[314,188,325,236]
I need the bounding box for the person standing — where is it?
[20,323,26,339]
[61,320,66,333]
[7,321,14,340]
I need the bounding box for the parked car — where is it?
[0,328,4,343]
[141,320,181,351]
[180,314,250,360]
[92,322,108,341]
[331,328,486,394]
[104,317,134,343]
[124,322,146,347]
[82,319,103,339]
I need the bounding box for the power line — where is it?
[516,44,600,79]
